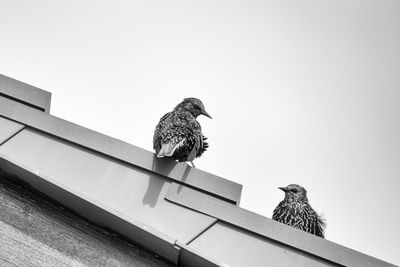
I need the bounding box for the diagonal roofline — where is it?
[0,74,396,267]
[0,95,242,204]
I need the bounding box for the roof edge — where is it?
[165,183,396,267]
[0,74,51,113]
[0,95,242,204]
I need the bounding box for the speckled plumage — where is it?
[153,98,211,164]
[272,184,326,238]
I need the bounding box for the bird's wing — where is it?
[157,138,185,158]
[315,213,326,238]
[272,202,292,223]
[155,111,189,158]
[153,112,173,152]
[272,202,285,221]
[304,205,326,238]
[187,140,199,162]
[187,122,203,162]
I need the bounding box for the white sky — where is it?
[1,1,399,265]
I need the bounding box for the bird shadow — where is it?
[142,155,191,207]
[177,165,191,193]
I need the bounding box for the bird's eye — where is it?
[292,189,299,193]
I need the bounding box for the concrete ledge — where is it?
[0,96,242,204]
[0,74,51,113]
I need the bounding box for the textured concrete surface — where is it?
[0,172,172,267]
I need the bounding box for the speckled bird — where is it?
[272,184,326,238]
[153,98,211,167]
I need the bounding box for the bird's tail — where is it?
[196,135,209,158]
[319,212,327,227]
[318,212,327,237]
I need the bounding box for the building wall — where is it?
[0,172,172,267]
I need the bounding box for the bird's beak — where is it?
[278,187,288,192]
[201,110,212,119]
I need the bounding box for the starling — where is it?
[272,184,326,238]
[153,98,211,167]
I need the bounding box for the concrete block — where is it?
[0,74,51,112]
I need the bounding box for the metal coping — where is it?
[0,96,242,204]
[165,183,397,267]
[0,156,180,264]
[175,241,222,267]
[0,74,51,113]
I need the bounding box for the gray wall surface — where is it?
[0,173,172,267]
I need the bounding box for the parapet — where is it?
[0,74,395,267]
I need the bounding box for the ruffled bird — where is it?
[272,184,326,238]
[153,98,211,167]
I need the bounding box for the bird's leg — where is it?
[190,161,196,168]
